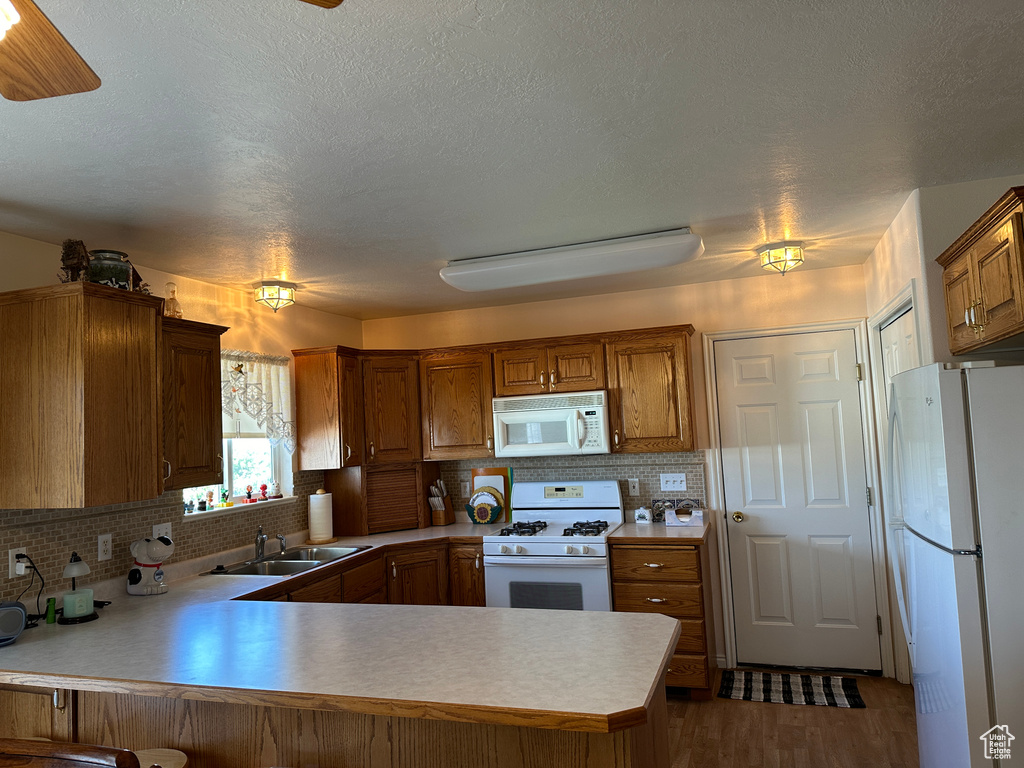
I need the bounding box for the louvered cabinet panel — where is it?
[366,466,421,533]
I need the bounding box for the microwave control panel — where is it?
[581,409,604,449]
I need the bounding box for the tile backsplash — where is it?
[0,470,323,604]
[439,451,707,522]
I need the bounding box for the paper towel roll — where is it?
[308,490,334,543]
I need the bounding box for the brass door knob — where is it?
[732,511,745,523]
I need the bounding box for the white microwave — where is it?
[492,390,611,458]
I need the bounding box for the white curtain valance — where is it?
[220,349,296,453]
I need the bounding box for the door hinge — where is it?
[865,487,873,506]
[876,615,883,636]
[855,363,864,381]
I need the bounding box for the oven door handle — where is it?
[483,556,608,568]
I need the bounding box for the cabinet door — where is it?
[974,212,1024,345]
[943,251,978,355]
[605,331,695,452]
[0,685,74,741]
[449,544,485,606]
[162,319,226,489]
[387,544,448,605]
[547,342,605,393]
[493,346,548,396]
[420,351,494,460]
[363,356,421,464]
[288,574,342,603]
[294,350,363,470]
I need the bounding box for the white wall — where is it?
[0,232,363,354]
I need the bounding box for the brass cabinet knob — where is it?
[732,511,745,523]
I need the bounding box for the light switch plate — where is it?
[153,523,172,540]
[660,473,687,492]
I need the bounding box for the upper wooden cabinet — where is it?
[363,355,421,464]
[293,346,364,470]
[161,317,228,490]
[323,461,436,536]
[493,340,605,396]
[938,187,1024,355]
[604,326,696,453]
[420,350,494,460]
[0,283,163,509]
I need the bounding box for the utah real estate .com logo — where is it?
[980,725,1014,760]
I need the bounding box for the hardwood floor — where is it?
[666,673,919,767]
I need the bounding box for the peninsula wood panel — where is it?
[420,350,494,459]
[293,347,364,470]
[363,356,421,464]
[77,689,668,768]
[161,318,227,490]
[0,283,162,509]
[0,685,74,742]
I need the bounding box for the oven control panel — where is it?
[543,485,584,498]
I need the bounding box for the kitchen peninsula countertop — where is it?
[0,524,681,734]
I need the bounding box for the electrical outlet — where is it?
[461,481,471,497]
[153,523,172,540]
[98,533,112,562]
[627,478,640,496]
[8,547,26,579]
[660,473,687,492]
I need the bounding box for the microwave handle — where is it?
[576,411,585,447]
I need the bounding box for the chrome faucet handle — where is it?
[276,534,287,553]
[255,525,268,559]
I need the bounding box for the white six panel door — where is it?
[715,330,881,670]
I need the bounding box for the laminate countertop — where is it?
[0,525,681,734]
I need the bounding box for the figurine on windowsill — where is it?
[268,480,283,499]
[245,485,254,503]
[258,483,268,501]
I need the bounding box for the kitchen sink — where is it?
[224,560,323,576]
[269,545,369,562]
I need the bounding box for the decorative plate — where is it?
[466,486,504,524]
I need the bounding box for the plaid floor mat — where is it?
[717,670,866,708]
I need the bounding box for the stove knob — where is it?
[564,545,575,555]
[499,545,510,554]
[582,545,591,555]
[514,545,524,554]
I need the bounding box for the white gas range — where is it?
[482,480,623,611]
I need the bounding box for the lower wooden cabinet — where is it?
[449,542,485,606]
[0,684,74,741]
[342,551,385,603]
[387,542,449,605]
[610,541,716,697]
[288,574,342,603]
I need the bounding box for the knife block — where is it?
[432,494,455,526]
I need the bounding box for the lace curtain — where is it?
[220,349,297,453]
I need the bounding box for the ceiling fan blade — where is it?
[0,0,100,101]
[298,0,344,7]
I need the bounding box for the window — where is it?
[185,350,296,513]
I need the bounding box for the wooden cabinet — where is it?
[0,283,163,509]
[610,540,715,698]
[604,326,696,453]
[323,461,437,536]
[0,685,74,741]
[289,574,342,603]
[387,542,449,605]
[419,350,494,460]
[341,551,386,604]
[161,317,228,490]
[938,187,1024,354]
[363,355,421,464]
[293,346,364,470]
[449,542,485,606]
[493,341,605,396]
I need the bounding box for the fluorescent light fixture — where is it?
[439,228,704,292]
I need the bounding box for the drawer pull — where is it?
[643,562,664,569]
[645,597,668,604]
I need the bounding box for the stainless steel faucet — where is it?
[255,525,268,560]
[276,534,287,554]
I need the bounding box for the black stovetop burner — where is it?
[562,520,610,537]
[497,520,548,536]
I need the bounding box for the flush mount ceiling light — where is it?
[0,1,20,43]
[439,228,704,292]
[758,241,805,275]
[254,280,296,312]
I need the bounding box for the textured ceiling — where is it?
[3,0,1024,318]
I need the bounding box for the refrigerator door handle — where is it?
[887,387,915,661]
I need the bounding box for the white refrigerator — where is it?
[888,362,1023,767]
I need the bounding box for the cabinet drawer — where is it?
[342,556,385,602]
[611,546,699,582]
[676,618,706,654]
[357,588,387,604]
[665,654,708,688]
[612,582,702,617]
